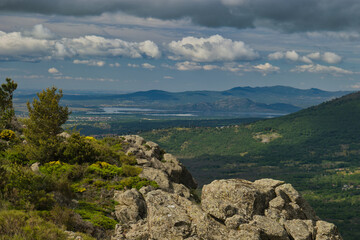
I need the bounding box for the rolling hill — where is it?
[14,86,349,117]
[140,91,360,239]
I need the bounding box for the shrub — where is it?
[112,176,158,190]
[75,201,117,230]
[87,162,123,178]
[122,164,142,177]
[119,152,137,165]
[59,132,99,164]
[40,161,74,177]
[3,146,28,165]
[0,129,16,141]
[1,164,55,210]
[0,210,68,240]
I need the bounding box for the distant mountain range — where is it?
[15,86,350,116]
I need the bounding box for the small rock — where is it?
[30,162,40,173]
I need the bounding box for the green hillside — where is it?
[141,91,360,240]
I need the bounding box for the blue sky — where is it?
[1,0,360,92]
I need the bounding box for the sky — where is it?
[1,0,360,92]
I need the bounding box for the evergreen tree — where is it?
[24,87,70,163]
[0,78,18,130]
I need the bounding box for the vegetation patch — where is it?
[253,132,282,143]
[75,201,117,230]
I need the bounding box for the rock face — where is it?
[112,135,342,240]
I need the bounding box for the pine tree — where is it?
[0,78,18,130]
[24,87,70,163]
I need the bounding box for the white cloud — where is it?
[175,61,203,71]
[269,50,341,65]
[128,63,140,68]
[163,76,174,79]
[268,51,284,60]
[109,62,121,67]
[291,64,353,75]
[142,63,155,69]
[299,56,312,64]
[307,31,360,41]
[203,64,219,70]
[48,67,59,74]
[322,52,342,64]
[0,30,51,58]
[168,34,258,62]
[253,63,280,75]
[0,25,161,61]
[351,83,360,89]
[24,24,55,39]
[285,50,299,61]
[306,52,321,60]
[73,59,106,67]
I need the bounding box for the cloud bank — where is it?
[268,51,342,64]
[0,25,160,61]
[1,0,360,32]
[291,64,354,75]
[168,35,258,62]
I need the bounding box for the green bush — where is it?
[113,176,158,190]
[122,164,142,177]
[3,146,28,165]
[0,129,16,141]
[75,201,117,230]
[119,152,137,165]
[40,161,74,177]
[59,132,99,164]
[0,210,68,240]
[87,162,123,178]
[0,164,55,210]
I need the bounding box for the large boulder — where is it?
[113,189,147,224]
[111,136,342,240]
[201,179,265,222]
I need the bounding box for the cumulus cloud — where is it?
[1,0,360,32]
[48,67,59,74]
[128,63,139,68]
[109,62,121,67]
[24,24,55,39]
[351,83,360,89]
[291,64,354,75]
[268,52,284,60]
[285,51,299,61]
[253,63,280,75]
[269,50,342,64]
[73,59,106,67]
[268,51,303,62]
[171,61,280,75]
[299,56,312,64]
[322,52,342,64]
[0,25,161,61]
[175,61,203,71]
[142,63,155,69]
[306,52,321,60]
[168,35,258,62]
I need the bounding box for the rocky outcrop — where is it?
[121,135,197,191]
[112,135,342,240]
